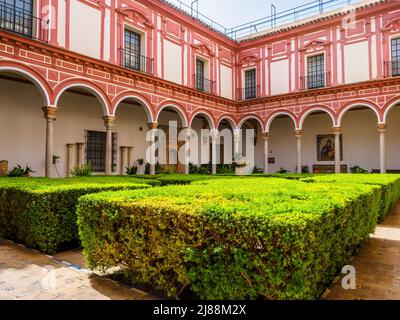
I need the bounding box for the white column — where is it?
[378,124,387,174]
[210,129,219,175]
[42,106,58,178]
[147,122,158,175]
[333,127,342,174]
[295,130,303,174]
[262,132,270,174]
[233,128,241,160]
[103,116,115,176]
[184,129,190,175]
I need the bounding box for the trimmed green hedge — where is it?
[300,174,400,221]
[77,177,392,299]
[0,177,154,253]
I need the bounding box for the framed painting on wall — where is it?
[317,134,343,162]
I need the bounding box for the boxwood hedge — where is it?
[300,174,400,221]
[77,177,394,300]
[0,177,154,253]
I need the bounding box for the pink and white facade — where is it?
[0,0,400,177]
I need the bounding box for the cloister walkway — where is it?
[1,202,400,300]
[324,202,400,300]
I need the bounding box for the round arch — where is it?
[53,79,111,116]
[298,106,336,129]
[337,100,382,126]
[265,110,297,132]
[383,96,400,124]
[111,91,154,123]
[216,115,238,130]
[238,114,264,130]
[156,101,189,127]
[189,109,216,129]
[0,62,52,106]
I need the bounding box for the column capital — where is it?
[103,116,115,128]
[210,129,219,141]
[42,106,58,120]
[332,127,342,135]
[378,123,388,132]
[262,132,270,141]
[76,142,84,147]
[147,122,159,130]
[295,130,303,138]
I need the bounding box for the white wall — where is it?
[163,40,182,84]
[220,65,233,99]
[54,92,105,177]
[268,117,297,173]
[270,59,289,95]
[69,1,101,59]
[54,92,150,177]
[0,79,46,176]
[344,41,370,84]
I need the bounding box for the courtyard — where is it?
[1,174,400,300]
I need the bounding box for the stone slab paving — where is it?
[0,240,156,300]
[324,202,400,300]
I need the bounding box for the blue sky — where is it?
[170,0,325,28]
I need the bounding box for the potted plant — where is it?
[137,158,146,175]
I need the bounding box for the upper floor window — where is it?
[124,29,141,71]
[194,58,214,94]
[122,28,153,74]
[0,0,35,38]
[244,69,257,100]
[196,59,205,91]
[391,38,400,77]
[306,54,325,89]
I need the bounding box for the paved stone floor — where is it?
[0,240,156,300]
[1,203,400,300]
[325,202,400,300]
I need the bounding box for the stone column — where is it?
[333,127,342,174]
[66,143,74,177]
[127,147,134,168]
[42,106,58,178]
[120,146,127,175]
[233,129,241,160]
[76,143,84,166]
[103,116,115,176]
[182,129,191,175]
[210,129,219,175]
[295,130,303,174]
[378,124,387,174]
[147,122,158,175]
[262,132,270,174]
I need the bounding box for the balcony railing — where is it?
[120,48,153,75]
[300,72,331,90]
[384,61,400,78]
[0,1,47,41]
[193,74,215,95]
[237,85,260,100]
